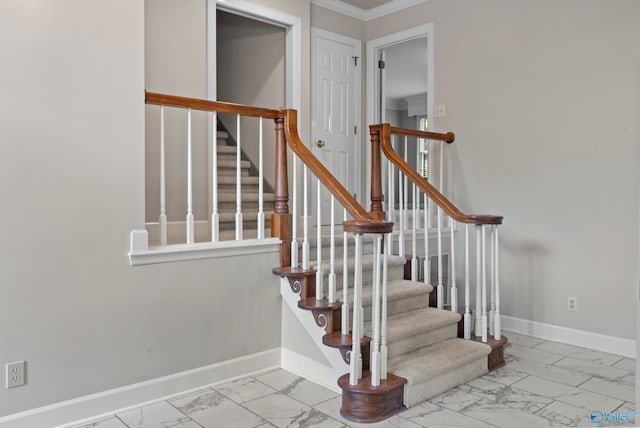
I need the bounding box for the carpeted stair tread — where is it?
[311,254,405,276]
[371,307,461,343]
[356,279,432,309]
[388,338,491,385]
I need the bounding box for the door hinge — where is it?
[354,125,357,135]
[378,60,386,69]
[353,56,359,67]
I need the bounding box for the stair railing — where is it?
[370,123,504,342]
[280,110,394,387]
[145,92,281,246]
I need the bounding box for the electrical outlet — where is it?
[568,296,578,312]
[6,361,25,388]
[434,104,446,118]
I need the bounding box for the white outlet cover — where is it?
[6,361,25,388]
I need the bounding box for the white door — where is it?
[311,28,361,223]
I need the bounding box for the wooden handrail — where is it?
[145,91,282,119]
[373,123,503,225]
[389,126,455,143]
[283,110,393,234]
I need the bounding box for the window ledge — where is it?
[128,229,281,266]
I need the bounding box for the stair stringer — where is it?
[280,278,346,393]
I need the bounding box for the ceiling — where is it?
[312,0,428,21]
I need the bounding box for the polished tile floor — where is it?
[67,332,635,428]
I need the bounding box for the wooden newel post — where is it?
[369,125,386,220]
[272,114,292,268]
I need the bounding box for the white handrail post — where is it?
[159,106,167,246]
[495,226,502,340]
[481,225,488,343]
[450,219,458,313]
[211,111,219,242]
[475,225,482,337]
[328,196,336,303]
[316,178,324,300]
[349,233,363,385]
[291,154,298,266]
[464,224,471,339]
[235,114,243,240]
[186,108,195,245]
[341,208,349,335]
[370,234,383,386]
[302,166,309,270]
[257,117,265,239]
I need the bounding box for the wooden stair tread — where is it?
[322,332,370,349]
[298,297,341,311]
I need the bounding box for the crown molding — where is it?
[311,0,429,22]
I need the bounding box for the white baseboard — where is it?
[0,348,280,428]
[502,315,636,359]
[281,348,342,394]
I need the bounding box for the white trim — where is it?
[502,315,636,359]
[311,0,429,22]
[0,349,281,428]
[281,349,341,394]
[128,229,280,266]
[310,27,363,203]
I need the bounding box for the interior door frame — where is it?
[311,27,362,204]
[365,23,434,207]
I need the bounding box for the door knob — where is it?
[316,140,326,148]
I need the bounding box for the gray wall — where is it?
[365,0,640,339]
[0,0,281,417]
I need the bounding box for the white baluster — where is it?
[464,224,471,339]
[316,178,323,300]
[411,182,417,281]
[257,117,265,239]
[450,219,458,313]
[291,154,298,267]
[494,226,502,340]
[380,233,389,380]
[302,165,310,270]
[235,114,243,240]
[387,158,394,254]
[427,140,433,229]
[398,153,405,257]
[371,234,383,386]
[439,140,444,193]
[350,233,363,385]
[403,136,409,232]
[341,208,349,335]
[424,192,430,285]
[489,225,496,336]
[475,225,482,337]
[211,111,219,242]
[328,196,336,303]
[436,206,443,309]
[481,225,488,343]
[159,106,167,246]
[186,108,195,245]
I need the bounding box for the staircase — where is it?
[277,230,496,422]
[214,130,274,240]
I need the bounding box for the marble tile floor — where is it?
[66,332,636,428]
